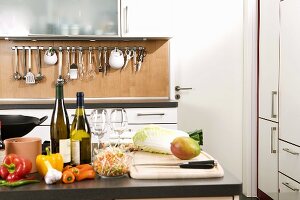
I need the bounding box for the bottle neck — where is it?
[56,83,64,100]
[76,95,84,108]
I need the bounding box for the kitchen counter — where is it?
[0,99,178,109]
[0,170,242,200]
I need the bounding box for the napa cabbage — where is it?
[132,125,189,154]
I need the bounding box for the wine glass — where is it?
[110,108,128,146]
[90,109,109,155]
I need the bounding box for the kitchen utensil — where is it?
[137,47,146,72]
[103,47,108,75]
[132,48,137,72]
[25,46,35,84]
[4,137,42,173]
[86,47,96,79]
[70,47,78,80]
[13,47,21,80]
[78,47,85,80]
[64,47,71,82]
[57,47,64,82]
[0,115,48,140]
[122,48,133,71]
[109,47,124,69]
[132,160,216,169]
[98,47,103,72]
[44,47,58,65]
[35,46,44,82]
[22,46,26,80]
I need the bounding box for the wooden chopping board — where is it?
[129,151,224,179]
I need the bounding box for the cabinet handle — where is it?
[271,127,277,153]
[283,148,299,155]
[271,91,277,118]
[137,113,165,116]
[125,6,129,33]
[282,182,299,191]
[175,86,193,92]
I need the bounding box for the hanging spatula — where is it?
[25,46,35,84]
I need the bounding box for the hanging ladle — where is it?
[13,46,21,80]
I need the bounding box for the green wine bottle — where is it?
[50,80,71,165]
[71,92,91,165]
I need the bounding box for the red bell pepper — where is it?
[0,154,32,182]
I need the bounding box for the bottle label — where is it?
[71,140,80,165]
[59,139,71,163]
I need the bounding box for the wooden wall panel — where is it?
[0,40,169,99]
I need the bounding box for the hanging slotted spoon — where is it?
[25,47,35,84]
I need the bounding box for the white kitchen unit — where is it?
[279,0,300,146]
[279,141,300,183]
[258,0,280,199]
[278,0,300,199]
[279,173,300,194]
[258,119,278,196]
[258,0,279,123]
[0,0,120,37]
[0,107,177,143]
[120,0,172,38]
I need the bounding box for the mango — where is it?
[170,137,201,160]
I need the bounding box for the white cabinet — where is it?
[259,0,279,122]
[279,0,300,146]
[258,119,278,196]
[0,107,178,144]
[120,0,172,38]
[279,141,300,183]
[258,0,280,198]
[279,173,300,198]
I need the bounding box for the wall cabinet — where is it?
[0,0,120,38]
[120,0,172,38]
[0,0,172,39]
[258,119,278,196]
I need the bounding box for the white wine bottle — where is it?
[71,92,91,165]
[50,80,71,165]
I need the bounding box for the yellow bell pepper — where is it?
[36,147,63,177]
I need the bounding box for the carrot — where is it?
[76,170,96,181]
[62,170,75,184]
[76,164,93,172]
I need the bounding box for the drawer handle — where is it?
[283,148,299,155]
[271,91,277,118]
[137,113,165,116]
[282,182,299,191]
[271,127,277,154]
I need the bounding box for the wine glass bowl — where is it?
[110,108,128,146]
[90,109,109,152]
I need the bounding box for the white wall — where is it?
[170,0,244,182]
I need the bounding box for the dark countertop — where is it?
[0,170,242,200]
[0,99,178,109]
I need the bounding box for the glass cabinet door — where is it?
[0,0,119,37]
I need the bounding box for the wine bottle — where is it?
[50,80,71,165]
[71,92,91,165]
